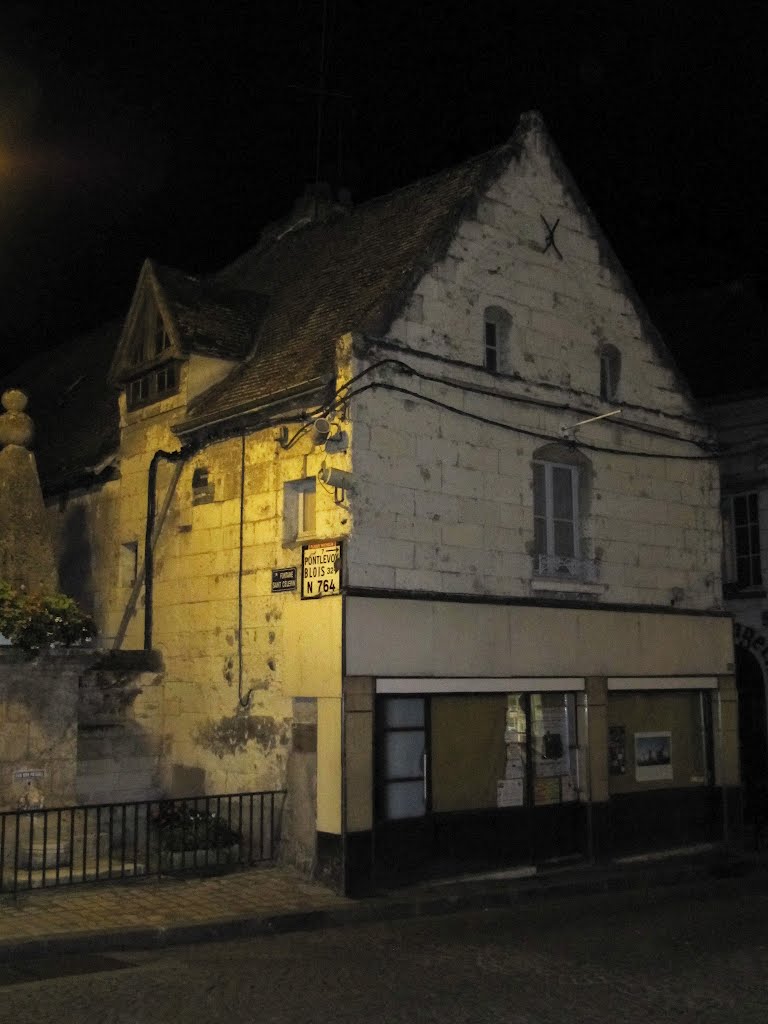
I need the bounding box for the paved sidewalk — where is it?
[0,845,763,961]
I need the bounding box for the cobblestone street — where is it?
[2,870,768,1023]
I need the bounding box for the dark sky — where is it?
[1,0,766,375]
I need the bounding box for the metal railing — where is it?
[534,553,599,583]
[0,790,285,893]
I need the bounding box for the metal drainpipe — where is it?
[144,447,192,651]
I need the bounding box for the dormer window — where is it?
[599,345,621,402]
[127,361,179,410]
[483,306,511,374]
[122,303,179,410]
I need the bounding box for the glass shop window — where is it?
[528,692,580,805]
[607,690,712,795]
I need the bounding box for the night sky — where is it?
[1,1,766,376]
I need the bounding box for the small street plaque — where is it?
[271,567,298,593]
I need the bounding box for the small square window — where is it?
[192,466,215,505]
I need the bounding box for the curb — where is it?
[0,851,762,962]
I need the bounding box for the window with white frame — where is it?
[725,491,763,589]
[533,460,580,559]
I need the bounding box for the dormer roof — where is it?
[109,259,262,384]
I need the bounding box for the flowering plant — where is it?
[0,580,96,652]
[154,802,241,852]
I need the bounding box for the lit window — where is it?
[599,345,621,401]
[726,492,762,589]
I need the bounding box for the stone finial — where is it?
[0,389,34,449]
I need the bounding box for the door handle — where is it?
[422,752,427,802]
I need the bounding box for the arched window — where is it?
[483,306,511,374]
[532,443,596,581]
[599,344,621,402]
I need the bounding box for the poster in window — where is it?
[608,725,627,776]
[634,731,673,782]
[535,706,569,778]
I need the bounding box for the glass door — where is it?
[378,697,427,820]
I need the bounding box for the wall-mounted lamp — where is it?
[318,465,354,492]
[311,417,333,445]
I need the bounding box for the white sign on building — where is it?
[301,541,341,600]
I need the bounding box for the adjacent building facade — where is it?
[5,112,738,891]
[654,278,768,833]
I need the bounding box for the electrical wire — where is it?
[328,380,718,461]
[311,357,716,454]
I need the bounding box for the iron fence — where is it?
[0,790,285,893]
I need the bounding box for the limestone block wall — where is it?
[344,129,722,610]
[47,383,351,806]
[346,374,721,608]
[76,653,167,805]
[0,649,82,810]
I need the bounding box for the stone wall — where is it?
[345,125,722,610]
[46,363,350,814]
[76,650,166,805]
[0,648,170,811]
[0,649,81,810]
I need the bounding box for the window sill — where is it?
[530,578,605,596]
[284,533,326,548]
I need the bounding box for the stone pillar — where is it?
[0,389,59,593]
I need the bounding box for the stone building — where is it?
[3,112,737,891]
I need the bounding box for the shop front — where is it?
[602,678,722,855]
[339,596,738,894]
[373,681,586,882]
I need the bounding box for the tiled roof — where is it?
[1,131,519,486]
[151,262,262,362]
[179,135,519,427]
[0,321,121,493]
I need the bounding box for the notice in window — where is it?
[634,731,673,782]
[534,706,569,778]
[608,725,627,776]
